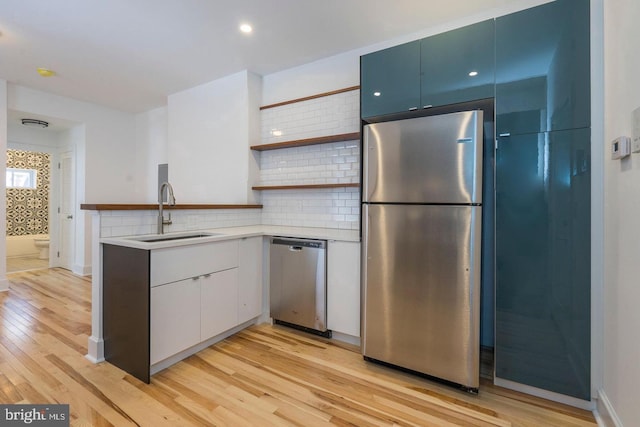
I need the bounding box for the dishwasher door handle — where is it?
[288,246,303,252]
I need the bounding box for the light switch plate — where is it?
[633,107,640,153]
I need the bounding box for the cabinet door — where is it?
[327,241,360,337]
[360,40,421,118]
[150,279,201,365]
[238,237,263,323]
[420,19,495,108]
[201,268,239,341]
[495,129,590,400]
[151,240,238,287]
[495,0,590,136]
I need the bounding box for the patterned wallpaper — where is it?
[6,149,50,236]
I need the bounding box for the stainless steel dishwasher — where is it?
[269,237,330,337]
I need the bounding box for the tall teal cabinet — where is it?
[494,0,591,401]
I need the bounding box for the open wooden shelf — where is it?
[252,183,359,191]
[250,132,360,151]
[80,204,262,211]
[259,86,360,110]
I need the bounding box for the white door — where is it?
[58,152,75,270]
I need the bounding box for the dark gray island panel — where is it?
[103,244,150,383]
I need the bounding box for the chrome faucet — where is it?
[158,182,176,234]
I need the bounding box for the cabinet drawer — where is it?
[151,240,239,287]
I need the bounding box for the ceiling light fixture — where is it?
[468,71,478,77]
[373,92,381,97]
[239,23,253,34]
[37,68,56,77]
[21,118,49,128]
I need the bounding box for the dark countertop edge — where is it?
[80,204,263,211]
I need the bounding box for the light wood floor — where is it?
[0,268,597,426]
[6,255,49,273]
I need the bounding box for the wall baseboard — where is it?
[72,264,92,276]
[86,336,104,363]
[595,389,623,427]
[0,278,8,292]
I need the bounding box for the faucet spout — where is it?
[158,182,176,234]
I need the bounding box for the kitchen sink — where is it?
[128,232,223,243]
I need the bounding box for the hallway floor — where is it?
[6,256,49,273]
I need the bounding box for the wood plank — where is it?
[260,86,360,110]
[0,268,597,427]
[253,183,360,191]
[250,132,360,151]
[80,203,263,211]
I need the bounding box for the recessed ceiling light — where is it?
[240,23,252,34]
[468,71,478,77]
[373,92,381,97]
[21,118,49,128]
[37,68,56,77]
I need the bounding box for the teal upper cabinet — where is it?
[421,19,495,108]
[495,0,590,136]
[361,40,421,118]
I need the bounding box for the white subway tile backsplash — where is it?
[260,90,359,145]
[100,209,261,238]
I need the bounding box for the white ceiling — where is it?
[0,0,521,113]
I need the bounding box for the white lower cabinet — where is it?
[150,278,201,365]
[148,236,359,366]
[201,268,239,341]
[327,240,361,337]
[150,240,240,366]
[238,237,263,323]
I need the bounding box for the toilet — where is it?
[33,237,50,260]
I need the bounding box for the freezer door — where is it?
[363,110,483,204]
[361,204,482,388]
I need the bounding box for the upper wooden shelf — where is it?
[252,183,359,191]
[260,85,359,110]
[250,132,360,152]
[80,204,263,211]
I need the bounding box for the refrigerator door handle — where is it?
[360,204,370,345]
[363,128,378,202]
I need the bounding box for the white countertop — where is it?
[100,225,360,250]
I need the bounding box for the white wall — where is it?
[167,70,261,204]
[8,85,139,275]
[0,80,8,290]
[601,0,640,424]
[135,106,168,203]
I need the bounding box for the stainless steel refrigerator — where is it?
[362,110,483,391]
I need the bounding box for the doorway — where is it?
[5,111,78,273]
[5,148,52,273]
